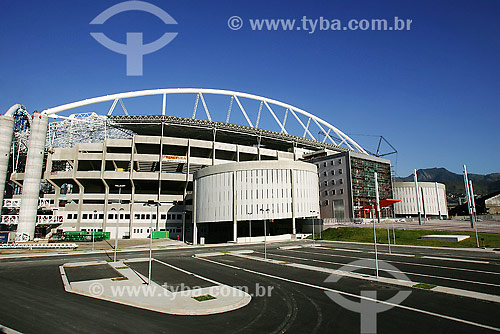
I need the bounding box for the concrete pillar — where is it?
[17,113,49,241]
[291,168,296,235]
[0,115,15,213]
[192,178,197,245]
[233,171,237,242]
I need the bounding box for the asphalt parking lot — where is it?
[0,240,499,333]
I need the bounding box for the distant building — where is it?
[306,151,394,219]
[485,192,500,214]
[393,182,448,218]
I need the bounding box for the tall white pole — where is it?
[463,165,474,228]
[373,173,380,278]
[149,205,153,285]
[113,185,124,262]
[413,169,422,225]
[92,210,97,251]
[469,180,480,248]
[435,182,442,220]
[264,218,267,259]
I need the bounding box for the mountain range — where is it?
[395,168,500,198]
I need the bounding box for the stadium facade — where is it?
[0,88,391,243]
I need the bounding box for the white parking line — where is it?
[317,244,494,263]
[197,256,500,332]
[258,251,500,289]
[289,248,500,276]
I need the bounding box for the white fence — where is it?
[0,215,63,225]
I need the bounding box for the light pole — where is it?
[92,210,97,251]
[247,211,252,241]
[113,184,125,263]
[144,200,161,285]
[260,208,269,259]
[310,210,318,247]
[413,169,422,225]
[373,172,381,278]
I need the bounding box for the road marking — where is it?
[289,248,500,276]
[256,251,500,289]
[0,324,22,334]
[317,244,494,263]
[154,258,221,286]
[197,256,500,332]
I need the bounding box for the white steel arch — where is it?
[41,88,367,154]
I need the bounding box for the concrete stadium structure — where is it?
[0,88,369,243]
[194,160,319,244]
[393,182,448,218]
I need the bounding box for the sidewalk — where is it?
[60,258,251,315]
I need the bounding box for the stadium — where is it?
[0,88,388,244]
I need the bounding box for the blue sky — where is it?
[1,0,499,177]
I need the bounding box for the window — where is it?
[324,190,328,196]
[316,164,319,168]
[125,214,130,220]
[339,179,343,185]
[82,214,88,220]
[99,214,104,219]
[340,189,344,194]
[135,214,140,219]
[331,170,335,175]
[167,214,172,220]
[161,214,166,220]
[324,181,328,186]
[338,159,342,164]
[119,214,124,219]
[330,160,334,166]
[331,179,335,185]
[146,214,150,220]
[141,214,145,219]
[323,171,327,176]
[67,213,72,219]
[323,162,327,167]
[108,213,113,219]
[176,214,182,220]
[331,189,336,195]
[152,214,156,220]
[324,200,329,206]
[339,168,343,174]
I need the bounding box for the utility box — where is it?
[200,237,205,245]
[0,231,16,243]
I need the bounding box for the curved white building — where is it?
[393,182,448,218]
[194,160,319,244]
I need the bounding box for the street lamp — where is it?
[92,210,97,251]
[260,208,270,259]
[310,210,318,247]
[143,200,161,285]
[247,211,253,241]
[113,184,126,262]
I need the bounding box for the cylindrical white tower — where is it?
[17,112,49,241]
[0,115,15,213]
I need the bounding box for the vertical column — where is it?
[0,115,15,213]
[192,178,198,245]
[233,171,237,242]
[17,113,49,241]
[435,182,442,220]
[290,168,296,235]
